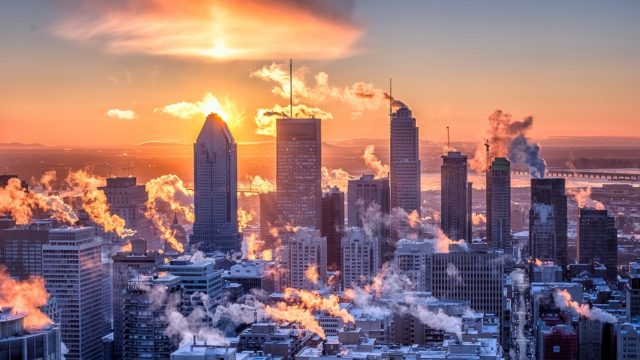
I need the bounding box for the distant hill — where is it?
[540,136,640,148]
[0,142,47,149]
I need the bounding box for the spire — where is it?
[172,212,179,226]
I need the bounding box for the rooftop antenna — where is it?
[484,140,490,172]
[289,59,293,118]
[446,126,450,149]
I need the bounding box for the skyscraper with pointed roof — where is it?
[190,113,240,252]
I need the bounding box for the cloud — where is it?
[106,108,137,120]
[53,0,363,61]
[155,92,243,129]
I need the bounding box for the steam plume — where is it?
[553,289,616,323]
[254,104,333,137]
[362,145,389,178]
[0,267,52,330]
[0,177,77,225]
[567,187,605,210]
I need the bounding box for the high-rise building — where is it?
[191,114,239,252]
[159,258,224,316]
[259,191,278,248]
[529,204,557,263]
[578,209,618,281]
[43,227,103,360]
[283,228,327,289]
[394,240,434,292]
[486,157,511,253]
[0,312,62,359]
[0,220,52,279]
[530,178,568,267]
[440,151,468,241]
[341,227,380,289]
[223,261,276,295]
[122,274,181,360]
[390,106,421,214]
[626,275,640,320]
[431,244,504,343]
[99,177,149,242]
[112,238,163,359]
[321,187,344,271]
[276,118,322,229]
[347,174,390,227]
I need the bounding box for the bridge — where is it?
[511,169,640,182]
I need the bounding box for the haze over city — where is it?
[0,2,639,360]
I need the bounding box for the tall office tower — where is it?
[43,227,103,360]
[394,240,434,292]
[0,220,52,279]
[530,178,568,267]
[284,228,327,289]
[466,182,473,241]
[341,227,380,289]
[578,209,618,281]
[276,118,322,229]
[626,275,640,319]
[112,238,163,360]
[390,106,421,214]
[431,244,504,342]
[440,151,468,241]
[347,174,390,227]
[259,191,278,247]
[0,312,62,359]
[486,157,512,253]
[99,177,148,241]
[122,274,181,360]
[529,204,557,262]
[191,113,239,252]
[321,187,345,271]
[159,258,223,316]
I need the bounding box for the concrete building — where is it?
[43,227,103,360]
[529,204,557,263]
[122,274,181,360]
[223,261,275,295]
[347,175,390,227]
[390,106,421,215]
[539,324,577,360]
[236,323,313,360]
[0,220,52,279]
[99,177,149,243]
[191,114,240,252]
[112,238,164,359]
[276,118,322,229]
[617,323,640,360]
[431,244,505,343]
[486,157,511,253]
[578,209,618,281]
[626,275,640,320]
[321,187,345,271]
[440,151,469,241]
[530,178,568,267]
[341,227,380,289]
[394,240,434,292]
[0,312,62,360]
[159,258,223,317]
[282,228,327,289]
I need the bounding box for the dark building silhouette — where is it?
[0,220,52,279]
[486,157,511,253]
[390,106,421,215]
[276,118,322,229]
[529,178,567,267]
[578,208,617,281]
[440,151,468,241]
[321,187,344,271]
[191,114,239,252]
[259,191,278,248]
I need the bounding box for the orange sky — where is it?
[1,1,638,147]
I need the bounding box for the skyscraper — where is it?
[112,238,163,360]
[0,220,52,279]
[43,227,103,360]
[341,227,380,289]
[259,191,278,248]
[321,187,344,271]
[529,204,557,263]
[578,208,617,281]
[486,157,511,253]
[276,118,322,229]
[440,151,468,241]
[390,106,421,214]
[191,113,239,252]
[99,177,150,243]
[529,178,568,267]
[394,240,434,292]
[283,228,327,289]
[347,174,390,227]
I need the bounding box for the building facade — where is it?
[283,228,327,289]
[440,151,469,241]
[321,187,345,271]
[530,178,568,267]
[341,227,380,289]
[578,208,618,281]
[191,114,239,252]
[390,106,421,215]
[486,157,511,253]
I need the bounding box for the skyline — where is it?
[1,1,639,147]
